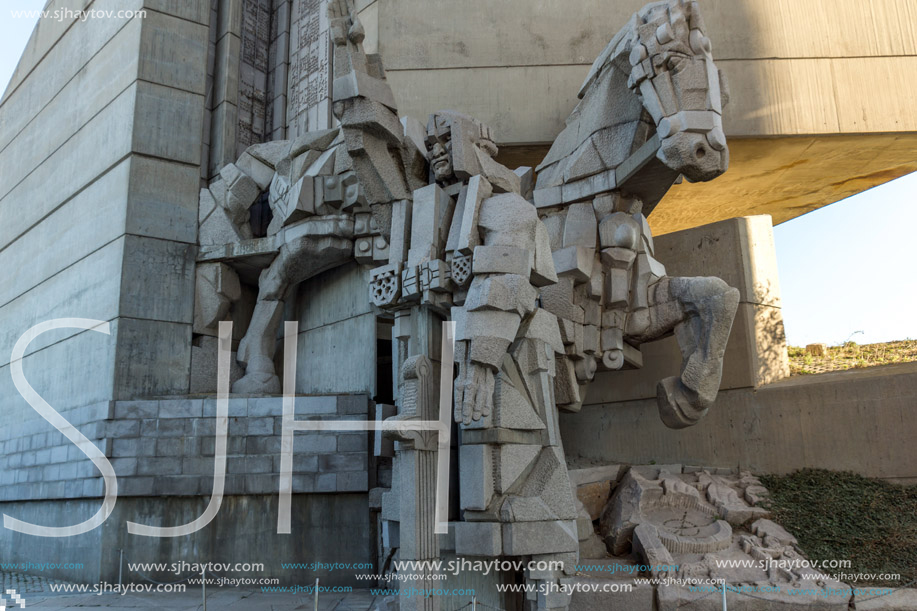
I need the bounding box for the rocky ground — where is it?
[567,462,917,610]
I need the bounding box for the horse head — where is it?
[624,0,729,182]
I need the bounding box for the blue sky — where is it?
[774,172,917,346]
[2,5,914,348]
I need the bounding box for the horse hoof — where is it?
[656,376,707,429]
[232,372,281,394]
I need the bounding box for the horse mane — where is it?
[579,0,701,100]
[534,0,702,203]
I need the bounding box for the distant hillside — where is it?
[788,339,917,375]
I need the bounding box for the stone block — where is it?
[454,521,502,557]
[194,263,242,332]
[181,457,214,476]
[657,583,849,610]
[121,234,195,323]
[563,202,598,249]
[103,419,140,438]
[316,473,337,492]
[110,456,139,478]
[112,438,156,457]
[247,397,282,418]
[236,151,275,189]
[495,444,541,494]
[460,444,494,511]
[806,343,827,356]
[856,589,917,611]
[159,399,204,419]
[133,80,203,165]
[338,471,369,491]
[407,183,454,267]
[293,434,337,454]
[319,452,367,473]
[472,244,532,276]
[120,477,156,496]
[338,433,367,452]
[295,313,377,395]
[576,480,612,521]
[113,317,193,400]
[502,520,578,556]
[540,276,585,324]
[464,273,537,316]
[244,474,276,494]
[249,436,282,456]
[137,457,182,476]
[569,578,654,610]
[246,417,275,436]
[750,518,797,546]
[382,519,400,548]
[578,534,609,559]
[632,524,674,576]
[569,465,624,487]
[127,156,200,244]
[373,404,397,459]
[338,394,370,415]
[456,176,492,254]
[138,9,208,94]
[553,246,595,283]
[202,397,248,418]
[113,401,159,420]
[290,454,318,473]
[228,456,273,474]
[293,474,316,492]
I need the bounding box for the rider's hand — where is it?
[454,359,495,426]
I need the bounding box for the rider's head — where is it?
[425,111,498,184]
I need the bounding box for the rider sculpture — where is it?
[194,1,738,608]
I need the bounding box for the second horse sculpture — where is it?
[532,0,739,427]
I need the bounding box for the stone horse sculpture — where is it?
[531,0,739,428]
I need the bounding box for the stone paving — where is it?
[0,572,382,610]
[1,570,74,596]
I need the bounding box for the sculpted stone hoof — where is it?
[232,372,281,395]
[656,376,707,429]
[231,355,281,394]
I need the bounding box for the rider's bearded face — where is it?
[429,132,453,182]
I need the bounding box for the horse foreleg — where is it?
[233,233,354,394]
[232,255,290,394]
[637,276,739,429]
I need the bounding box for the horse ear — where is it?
[687,1,706,32]
[718,69,730,108]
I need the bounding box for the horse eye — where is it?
[667,56,686,72]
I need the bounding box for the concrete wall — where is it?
[0,394,374,585]
[0,395,371,502]
[294,262,378,396]
[561,362,917,483]
[0,493,372,587]
[367,0,917,143]
[0,2,207,444]
[359,0,917,234]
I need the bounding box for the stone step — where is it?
[569,576,655,611]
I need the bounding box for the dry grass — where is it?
[760,469,917,587]
[787,339,917,376]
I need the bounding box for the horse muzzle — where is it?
[656,122,729,183]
